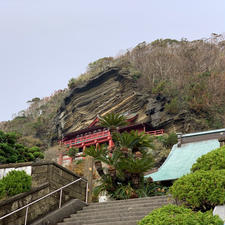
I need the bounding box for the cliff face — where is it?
[55,67,187,139]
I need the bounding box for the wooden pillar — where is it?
[84,145,93,203]
[109,138,114,148]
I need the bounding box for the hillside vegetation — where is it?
[68,34,225,130]
[0,90,68,147]
[1,34,225,146]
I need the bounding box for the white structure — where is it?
[0,166,31,179]
[213,205,225,222]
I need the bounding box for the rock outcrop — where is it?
[55,67,187,139]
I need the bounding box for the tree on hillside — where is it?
[0,130,44,164]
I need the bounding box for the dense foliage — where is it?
[170,170,225,211]
[151,133,177,166]
[191,146,225,172]
[138,204,223,225]
[85,124,155,199]
[0,170,32,199]
[141,179,169,197]
[0,130,44,164]
[67,147,79,159]
[99,113,128,129]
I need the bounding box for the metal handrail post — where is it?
[59,188,63,208]
[24,207,29,225]
[0,177,88,224]
[85,182,89,204]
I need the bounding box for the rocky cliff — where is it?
[55,67,187,139]
[2,37,225,145]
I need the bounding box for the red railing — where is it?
[58,129,164,164]
[146,129,164,135]
[63,130,111,147]
[61,129,164,147]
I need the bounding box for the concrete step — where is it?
[72,206,159,218]
[88,195,170,207]
[87,196,170,205]
[56,196,173,225]
[58,215,144,225]
[87,199,169,209]
[81,201,169,212]
[77,204,167,216]
[58,221,138,225]
[66,210,151,221]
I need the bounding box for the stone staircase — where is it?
[57,195,173,225]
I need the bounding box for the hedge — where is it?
[138,204,223,225]
[191,146,225,172]
[0,170,32,199]
[170,170,225,211]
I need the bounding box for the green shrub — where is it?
[0,130,44,164]
[0,180,6,199]
[1,170,31,197]
[111,183,135,200]
[144,181,169,197]
[191,146,225,172]
[68,78,77,89]
[34,152,44,159]
[138,204,223,225]
[165,133,178,147]
[28,146,40,153]
[157,133,178,148]
[165,98,180,114]
[170,170,225,211]
[68,147,79,159]
[152,80,166,94]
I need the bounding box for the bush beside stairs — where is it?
[57,195,173,225]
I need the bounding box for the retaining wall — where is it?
[0,161,87,225]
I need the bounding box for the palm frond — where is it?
[113,130,154,151]
[118,153,154,173]
[84,145,108,160]
[99,113,128,129]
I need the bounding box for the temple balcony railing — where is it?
[63,130,111,147]
[146,129,164,136]
[60,129,164,148]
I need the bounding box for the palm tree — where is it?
[99,113,128,132]
[113,130,154,154]
[85,131,155,199]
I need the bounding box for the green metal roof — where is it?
[145,139,220,181]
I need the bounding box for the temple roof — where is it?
[146,139,220,181]
[63,125,103,140]
[145,128,225,182]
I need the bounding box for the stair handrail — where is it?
[0,177,88,225]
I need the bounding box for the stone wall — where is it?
[0,161,87,225]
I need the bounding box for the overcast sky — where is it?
[0,0,224,122]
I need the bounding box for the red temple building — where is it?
[58,114,164,165]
